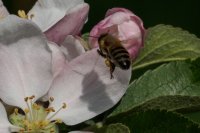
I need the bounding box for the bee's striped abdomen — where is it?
[109,46,131,70]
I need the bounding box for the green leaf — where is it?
[106,123,130,133]
[110,59,200,117]
[133,25,200,70]
[184,111,200,124]
[107,110,200,133]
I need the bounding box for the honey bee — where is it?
[97,33,131,79]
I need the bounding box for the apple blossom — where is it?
[0,15,131,132]
[89,8,145,60]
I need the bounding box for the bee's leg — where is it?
[110,63,115,79]
[105,59,115,79]
[97,49,106,58]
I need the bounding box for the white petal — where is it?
[44,3,89,44]
[59,35,85,61]
[48,48,131,125]
[0,0,9,19]
[0,102,20,133]
[28,0,85,31]
[0,15,53,108]
[48,41,67,78]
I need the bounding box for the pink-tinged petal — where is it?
[106,8,145,37]
[89,10,132,37]
[105,7,134,17]
[118,21,141,41]
[117,21,143,59]
[0,102,20,133]
[47,48,131,125]
[59,35,85,61]
[130,16,146,47]
[0,15,53,108]
[28,0,85,32]
[45,3,89,44]
[48,41,66,78]
[0,0,9,19]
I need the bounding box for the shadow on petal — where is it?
[80,70,114,113]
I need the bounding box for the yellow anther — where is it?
[33,103,37,108]
[43,120,49,126]
[46,107,55,113]
[29,95,35,100]
[30,14,34,19]
[18,10,28,19]
[33,121,39,126]
[45,109,50,113]
[50,97,54,102]
[47,102,68,121]
[55,119,62,124]
[51,108,55,112]
[37,106,40,110]
[24,97,29,102]
[50,130,54,133]
[19,128,25,133]
[39,123,44,128]
[14,108,19,115]
[24,108,29,114]
[28,127,32,131]
[23,120,29,125]
[62,103,67,109]
[33,103,40,110]
[50,128,55,133]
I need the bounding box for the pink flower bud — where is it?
[89,8,145,60]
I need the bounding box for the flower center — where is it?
[9,95,66,133]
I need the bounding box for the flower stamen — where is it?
[50,97,54,102]
[10,96,64,133]
[24,96,34,121]
[47,103,67,121]
[14,108,19,115]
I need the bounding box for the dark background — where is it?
[3,0,200,37]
